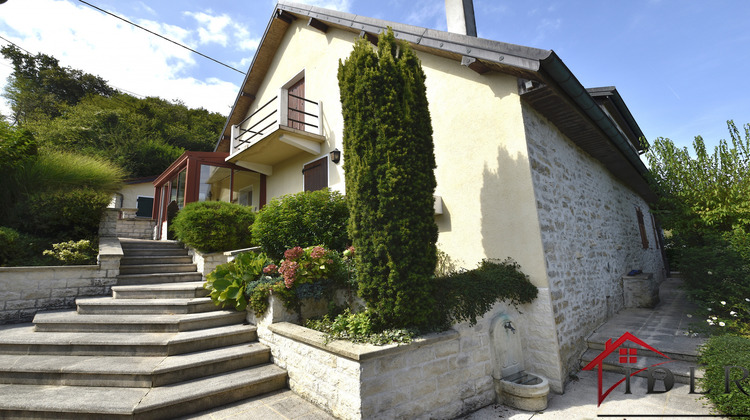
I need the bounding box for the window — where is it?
[238,186,253,208]
[636,207,649,249]
[303,156,328,192]
[135,196,153,218]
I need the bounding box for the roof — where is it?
[215,1,655,202]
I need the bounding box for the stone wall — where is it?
[0,237,122,324]
[187,247,261,279]
[522,103,666,378]
[99,208,155,239]
[253,294,557,419]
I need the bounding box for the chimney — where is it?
[445,0,477,36]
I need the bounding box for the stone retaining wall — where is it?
[252,295,549,419]
[99,208,155,239]
[0,237,122,324]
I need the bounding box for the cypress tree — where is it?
[338,29,438,329]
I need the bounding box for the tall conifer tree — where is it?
[338,29,438,329]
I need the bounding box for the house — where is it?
[109,175,157,218]
[154,0,666,397]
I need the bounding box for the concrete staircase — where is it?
[0,239,288,419]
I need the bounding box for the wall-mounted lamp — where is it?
[329,148,341,164]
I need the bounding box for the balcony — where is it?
[228,91,325,175]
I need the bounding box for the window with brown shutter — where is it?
[636,207,649,249]
[303,157,328,192]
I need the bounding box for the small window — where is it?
[136,196,153,218]
[636,207,649,249]
[238,187,253,208]
[303,157,328,192]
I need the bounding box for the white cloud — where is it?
[0,0,241,117]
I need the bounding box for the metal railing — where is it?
[231,92,321,154]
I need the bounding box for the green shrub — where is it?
[339,29,438,330]
[43,239,98,265]
[431,259,538,328]
[698,335,750,416]
[0,227,21,266]
[305,309,414,345]
[252,189,349,260]
[171,201,255,253]
[19,188,112,241]
[204,251,272,311]
[0,227,55,266]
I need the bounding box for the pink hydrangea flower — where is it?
[311,246,326,259]
[284,246,304,260]
[263,264,278,274]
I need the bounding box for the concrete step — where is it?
[112,282,208,300]
[0,324,255,356]
[120,255,194,266]
[76,297,217,315]
[0,343,271,387]
[119,263,199,275]
[0,363,287,419]
[117,272,203,285]
[580,348,703,385]
[33,310,244,333]
[586,335,699,363]
[122,248,190,257]
[120,238,183,250]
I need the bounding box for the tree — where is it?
[1,45,116,125]
[338,29,438,329]
[1,46,225,178]
[644,121,750,243]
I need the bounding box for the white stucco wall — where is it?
[522,102,666,378]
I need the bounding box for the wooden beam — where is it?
[461,56,490,75]
[308,17,328,33]
[359,30,378,45]
[276,9,296,23]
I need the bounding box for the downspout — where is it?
[539,52,649,177]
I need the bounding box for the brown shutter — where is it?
[288,78,305,130]
[303,157,328,192]
[636,207,649,249]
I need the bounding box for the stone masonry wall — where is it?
[522,103,666,378]
[0,238,122,324]
[254,294,561,419]
[99,208,155,239]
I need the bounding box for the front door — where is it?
[288,78,305,131]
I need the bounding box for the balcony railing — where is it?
[230,91,322,154]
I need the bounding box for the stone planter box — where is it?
[188,247,261,279]
[622,272,659,308]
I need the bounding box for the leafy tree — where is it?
[1,45,116,124]
[644,121,750,243]
[338,29,438,329]
[2,47,225,178]
[24,94,222,177]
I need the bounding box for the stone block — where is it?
[20,289,51,300]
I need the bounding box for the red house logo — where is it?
[582,332,674,405]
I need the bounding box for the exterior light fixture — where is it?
[329,148,341,164]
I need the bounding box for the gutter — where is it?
[539,51,650,177]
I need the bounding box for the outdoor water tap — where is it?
[504,320,516,333]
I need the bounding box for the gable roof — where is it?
[216,1,656,202]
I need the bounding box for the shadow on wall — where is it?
[479,144,539,276]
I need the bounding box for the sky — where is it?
[0,0,748,153]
